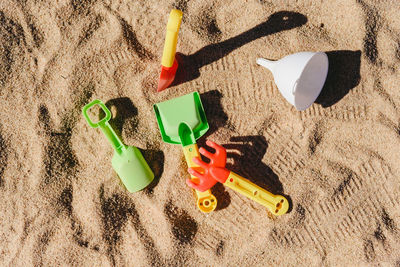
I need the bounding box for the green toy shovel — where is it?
[82,99,154,192]
[153,92,217,213]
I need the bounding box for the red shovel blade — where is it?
[157,58,178,92]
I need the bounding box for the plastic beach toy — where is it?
[154,92,217,213]
[257,52,329,111]
[187,140,289,216]
[82,99,154,192]
[157,9,183,92]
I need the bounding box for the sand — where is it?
[1,0,400,266]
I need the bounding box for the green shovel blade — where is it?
[153,92,209,145]
[83,99,154,192]
[112,146,154,192]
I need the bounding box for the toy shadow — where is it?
[101,97,138,136]
[171,11,308,86]
[315,50,361,107]
[100,97,164,195]
[142,148,165,197]
[224,136,283,194]
[200,90,229,137]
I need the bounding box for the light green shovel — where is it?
[82,99,154,192]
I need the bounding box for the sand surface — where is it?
[1,0,400,266]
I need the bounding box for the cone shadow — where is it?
[315,50,361,107]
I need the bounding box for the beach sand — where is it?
[1,0,400,265]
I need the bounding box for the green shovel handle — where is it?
[82,99,111,127]
[83,99,126,154]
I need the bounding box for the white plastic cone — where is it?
[257,52,329,111]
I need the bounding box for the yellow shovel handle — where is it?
[183,144,217,213]
[223,172,289,215]
[161,9,183,67]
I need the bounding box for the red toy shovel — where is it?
[157,9,183,92]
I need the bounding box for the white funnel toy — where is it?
[257,52,329,111]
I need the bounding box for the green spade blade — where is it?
[153,92,209,145]
[83,99,154,192]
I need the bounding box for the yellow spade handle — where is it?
[223,172,289,216]
[161,9,183,67]
[183,144,217,213]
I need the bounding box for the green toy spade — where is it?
[153,92,217,213]
[82,99,154,192]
